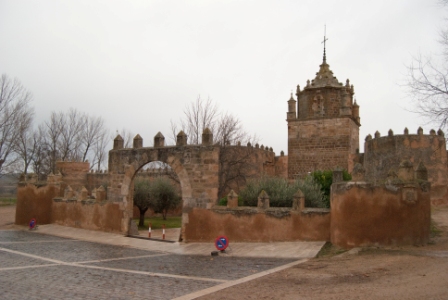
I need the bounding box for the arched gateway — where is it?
[108,132,219,240]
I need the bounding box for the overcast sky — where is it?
[0,0,446,155]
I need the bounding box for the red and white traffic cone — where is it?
[148,223,152,238]
[162,224,166,240]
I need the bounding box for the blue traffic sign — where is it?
[214,236,229,251]
[29,218,36,229]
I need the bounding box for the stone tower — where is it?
[286,49,361,179]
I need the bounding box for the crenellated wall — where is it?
[362,127,447,204]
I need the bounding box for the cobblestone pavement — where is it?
[0,230,299,300]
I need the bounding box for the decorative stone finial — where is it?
[202,128,213,145]
[113,134,124,150]
[417,127,423,135]
[154,132,165,147]
[404,127,409,135]
[227,190,239,208]
[257,190,270,209]
[388,129,393,137]
[292,189,305,211]
[374,131,380,138]
[133,134,143,149]
[176,130,187,146]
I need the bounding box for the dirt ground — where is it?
[0,205,15,228]
[198,206,448,300]
[2,206,448,299]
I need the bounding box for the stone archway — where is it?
[107,136,220,241]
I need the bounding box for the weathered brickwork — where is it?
[288,117,359,177]
[14,50,446,247]
[56,162,89,191]
[362,128,448,204]
[286,56,360,179]
[331,161,431,248]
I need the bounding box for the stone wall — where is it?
[184,207,330,242]
[15,183,59,226]
[288,117,359,178]
[217,144,278,196]
[56,161,89,191]
[86,172,109,195]
[108,143,220,236]
[274,154,288,179]
[330,181,430,248]
[52,200,122,232]
[363,128,447,204]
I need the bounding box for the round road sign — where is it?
[29,218,36,229]
[214,236,229,251]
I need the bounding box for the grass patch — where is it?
[316,242,347,258]
[135,216,182,230]
[0,197,16,206]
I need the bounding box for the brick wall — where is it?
[362,129,448,205]
[288,117,359,178]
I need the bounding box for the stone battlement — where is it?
[362,127,447,196]
[364,127,444,143]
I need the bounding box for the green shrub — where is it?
[218,197,227,206]
[310,169,351,208]
[239,175,325,208]
[218,196,244,206]
[292,176,326,208]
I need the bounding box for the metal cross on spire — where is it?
[322,24,328,64]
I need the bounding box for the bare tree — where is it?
[80,114,106,162]
[44,111,63,173]
[41,109,109,174]
[14,120,38,175]
[90,129,109,171]
[174,96,259,197]
[405,54,448,128]
[405,1,448,129]
[58,108,84,162]
[182,96,219,145]
[0,74,34,174]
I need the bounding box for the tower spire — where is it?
[322,24,328,64]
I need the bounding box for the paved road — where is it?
[0,230,303,300]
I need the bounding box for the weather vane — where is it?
[322,24,328,63]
